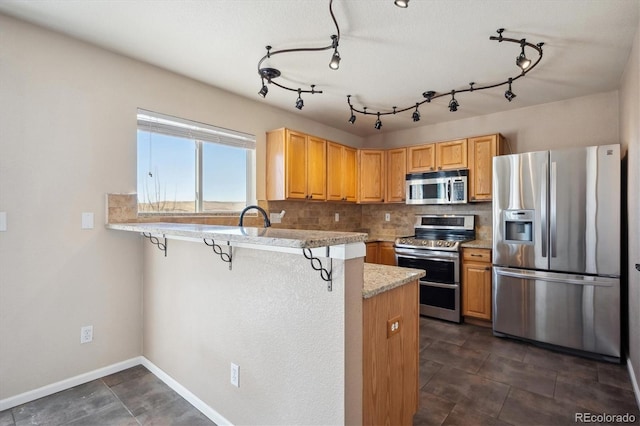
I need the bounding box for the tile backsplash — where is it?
[361,202,493,240]
[105,194,493,241]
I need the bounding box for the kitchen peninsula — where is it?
[107,222,423,425]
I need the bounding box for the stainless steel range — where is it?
[395,215,475,323]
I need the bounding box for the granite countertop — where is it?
[365,235,399,243]
[461,239,493,249]
[362,263,425,299]
[107,222,367,249]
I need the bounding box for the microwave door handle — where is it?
[447,180,451,202]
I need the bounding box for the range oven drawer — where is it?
[396,252,458,284]
[419,281,461,323]
[396,248,462,323]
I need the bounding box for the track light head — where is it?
[449,91,459,112]
[412,104,420,122]
[374,113,382,130]
[258,84,268,98]
[349,113,356,124]
[329,50,341,70]
[295,89,304,110]
[504,78,516,102]
[394,0,409,7]
[516,40,531,70]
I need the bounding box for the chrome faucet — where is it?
[238,205,271,228]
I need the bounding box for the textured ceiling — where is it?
[1,0,638,136]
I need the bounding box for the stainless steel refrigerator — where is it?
[492,144,621,361]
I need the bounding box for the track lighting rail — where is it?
[347,29,544,127]
[256,1,545,129]
[256,0,341,105]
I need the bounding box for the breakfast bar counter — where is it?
[107,222,421,425]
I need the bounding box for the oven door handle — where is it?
[396,253,458,262]
[421,281,459,289]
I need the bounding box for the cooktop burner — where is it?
[394,237,464,251]
[394,214,476,252]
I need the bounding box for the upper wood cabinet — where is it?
[407,144,436,172]
[327,141,357,202]
[266,128,326,201]
[358,150,386,203]
[386,148,407,203]
[435,139,468,170]
[407,139,467,173]
[468,134,506,202]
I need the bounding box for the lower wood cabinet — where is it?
[363,280,419,425]
[462,248,492,321]
[365,241,396,266]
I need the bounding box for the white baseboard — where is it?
[0,357,232,425]
[628,359,640,410]
[140,357,232,426]
[0,357,142,412]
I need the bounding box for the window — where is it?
[137,109,255,213]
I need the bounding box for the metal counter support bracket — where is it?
[142,233,167,257]
[204,239,233,270]
[302,247,333,291]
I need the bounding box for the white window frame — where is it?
[137,108,256,214]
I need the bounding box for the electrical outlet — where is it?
[387,315,402,338]
[385,213,391,222]
[334,213,340,222]
[230,363,239,387]
[269,212,281,224]
[80,325,93,344]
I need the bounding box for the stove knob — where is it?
[436,241,443,246]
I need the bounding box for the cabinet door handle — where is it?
[309,194,313,199]
[470,254,483,257]
[485,267,491,271]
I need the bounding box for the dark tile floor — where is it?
[0,365,215,426]
[415,316,640,425]
[1,319,638,425]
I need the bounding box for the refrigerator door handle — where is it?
[550,161,557,258]
[494,267,615,287]
[541,162,547,258]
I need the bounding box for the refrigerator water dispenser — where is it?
[503,210,534,244]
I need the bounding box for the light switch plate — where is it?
[0,212,6,232]
[81,212,94,229]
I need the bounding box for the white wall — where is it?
[0,13,362,401]
[142,240,362,424]
[619,9,640,404]
[364,91,619,154]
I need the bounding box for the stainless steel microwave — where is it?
[405,170,468,205]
